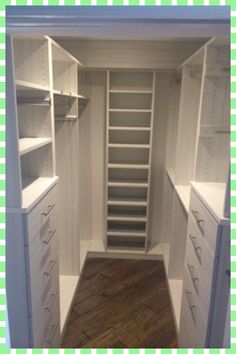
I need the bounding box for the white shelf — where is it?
[60,275,79,334]
[109,108,152,113]
[16,79,50,94]
[19,137,52,156]
[109,126,151,131]
[168,279,183,332]
[107,229,146,237]
[108,214,147,222]
[22,176,59,212]
[175,185,191,214]
[108,179,148,187]
[191,182,229,225]
[108,163,149,169]
[166,168,175,186]
[108,143,150,149]
[109,89,152,94]
[108,197,147,206]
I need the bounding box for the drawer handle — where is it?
[185,289,196,311]
[43,229,56,245]
[44,293,56,312]
[189,235,202,262]
[42,204,55,217]
[191,209,204,234]
[187,263,198,283]
[46,323,57,346]
[44,260,56,277]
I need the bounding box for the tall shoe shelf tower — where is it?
[106,71,155,251]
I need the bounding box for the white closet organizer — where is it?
[6,33,230,349]
[106,71,155,251]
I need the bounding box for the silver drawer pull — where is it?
[185,289,196,311]
[41,204,55,217]
[44,260,56,277]
[43,229,56,245]
[187,263,198,283]
[189,235,202,262]
[191,209,204,234]
[44,293,56,312]
[46,323,57,346]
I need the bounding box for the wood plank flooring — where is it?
[61,258,178,348]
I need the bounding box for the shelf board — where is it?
[16,79,50,92]
[109,109,152,113]
[175,185,191,214]
[108,197,148,206]
[109,89,152,94]
[107,214,147,222]
[108,143,150,149]
[108,179,148,187]
[19,137,52,156]
[191,181,229,225]
[108,163,149,169]
[60,275,79,334]
[109,126,151,131]
[22,176,59,212]
[19,138,52,156]
[107,229,146,237]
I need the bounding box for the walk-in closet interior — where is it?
[6,7,230,349]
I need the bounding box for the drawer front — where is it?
[33,291,60,348]
[185,238,213,317]
[179,268,208,347]
[187,216,215,282]
[190,190,218,253]
[25,185,57,245]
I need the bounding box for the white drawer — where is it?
[25,185,57,245]
[179,268,208,347]
[190,190,219,253]
[187,216,215,285]
[185,237,213,317]
[33,291,60,348]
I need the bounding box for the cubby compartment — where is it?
[108,168,148,183]
[109,147,149,165]
[109,130,150,145]
[109,92,152,110]
[109,111,151,128]
[108,186,147,200]
[107,236,146,249]
[21,144,53,181]
[108,205,147,220]
[109,71,153,91]
[13,36,50,87]
[18,104,52,139]
[52,43,77,94]
[195,135,229,182]
[199,75,229,130]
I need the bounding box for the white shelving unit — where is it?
[106,71,155,251]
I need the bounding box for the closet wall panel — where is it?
[149,73,171,246]
[90,72,107,242]
[55,120,80,275]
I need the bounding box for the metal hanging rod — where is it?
[55,115,78,121]
[17,98,51,106]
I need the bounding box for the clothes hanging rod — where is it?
[55,115,78,121]
[17,98,51,106]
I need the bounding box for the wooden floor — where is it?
[62,258,178,348]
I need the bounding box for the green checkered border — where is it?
[0,0,234,352]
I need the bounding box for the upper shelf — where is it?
[16,79,50,99]
[19,137,52,156]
